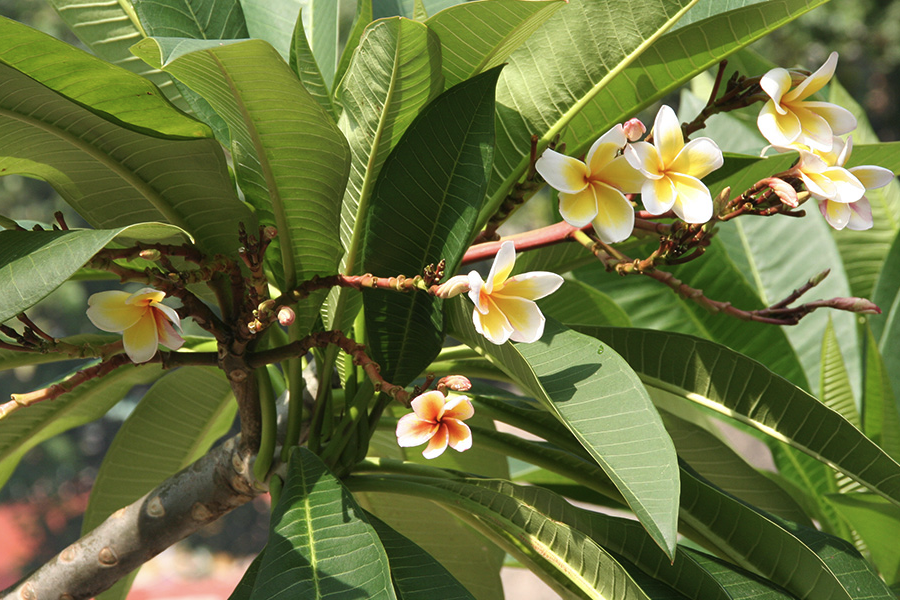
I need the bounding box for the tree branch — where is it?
[1,436,260,600]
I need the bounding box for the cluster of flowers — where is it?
[535,52,893,237]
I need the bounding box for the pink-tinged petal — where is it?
[652,105,684,166]
[669,137,723,179]
[641,176,677,215]
[802,101,857,137]
[792,106,834,152]
[669,174,713,223]
[850,165,894,190]
[472,303,514,345]
[758,101,801,147]
[535,149,589,194]
[444,419,473,452]
[591,185,635,243]
[491,296,545,344]
[499,271,564,301]
[487,240,516,291]
[624,142,663,179]
[155,311,185,350]
[585,124,627,171]
[760,67,793,108]
[598,155,645,193]
[152,302,182,331]
[821,167,865,203]
[86,290,144,332]
[396,413,440,447]
[410,390,447,422]
[126,288,167,306]
[422,425,450,459]
[558,187,599,228]
[821,198,851,230]
[847,197,874,231]
[122,312,160,363]
[467,272,488,313]
[443,396,475,420]
[786,52,838,101]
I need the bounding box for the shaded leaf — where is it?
[819,318,859,428]
[828,492,900,587]
[239,0,301,60]
[862,326,900,463]
[290,7,337,119]
[537,279,631,328]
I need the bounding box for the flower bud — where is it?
[437,375,472,392]
[622,118,646,142]
[434,275,470,299]
[262,226,278,241]
[762,177,799,208]
[277,306,295,326]
[138,249,161,261]
[832,297,881,314]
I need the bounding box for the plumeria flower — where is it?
[86,287,184,363]
[535,124,644,243]
[757,52,856,152]
[396,391,474,459]
[625,105,724,223]
[468,241,564,345]
[791,135,894,230]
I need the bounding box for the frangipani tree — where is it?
[2,0,900,599]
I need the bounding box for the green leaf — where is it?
[424,0,565,89]
[82,367,235,600]
[362,66,500,386]
[290,8,337,119]
[820,317,859,427]
[583,326,900,511]
[0,223,187,322]
[556,0,829,175]
[0,56,254,257]
[862,326,900,463]
[367,514,476,600]
[309,0,354,92]
[872,231,900,401]
[45,0,189,109]
[229,553,263,600]
[239,0,301,60]
[536,279,631,328]
[0,362,164,489]
[480,0,697,227]
[828,492,900,587]
[332,0,373,93]
[249,447,396,600]
[373,0,468,19]
[134,37,351,332]
[446,299,680,560]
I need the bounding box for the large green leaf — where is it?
[81,367,235,600]
[537,279,631,328]
[362,66,500,386]
[367,515,476,600]
[0,223,187,322]
[862,326,900,463]
[45,0,188,109]
[582,327,900,510]
[480,0,694,227]
[134,37,351,332]
[249,447,396,600]
[289,7,337,119]
[424,0,564,89]
[239,0,302,60]
[308,0,354,92]
[0,56,253,257]
[828,492,900,587]
[446,298,680,559]
[820,318,859,428]
[872,231,900,401]
[373,0,468,19]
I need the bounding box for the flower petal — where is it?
[786,52,838,101]
[396,413,440,447]
[472,302,514,345]
[598,155,645,193]
[792,105,834,151]
[850,165,894,190]
[443,396,475,421]
[800,170,837,200]
[802,101,857,137]
[155,311,185,350]
[586,124,627,172]
[86,290,144,333]
[499,271,564,301]
[467,272,488,313]
[822,167,865,203]
[652,105,684,166]
[758,100,801,147]
[847,197,874,231]
[820,198,851,230]
[591,185,635,243]
[122,312,160,363]
[487,240,516,292]
[535,149,589,194]
[491,296,546,344]
[669,174,713,223]
[669,137,723,180]
[640,176,677,215]
[445,419,473,452]
[558,187,599,228]
[152,302,182,331]
[410,390,446,421]
[422,424,450,459]
[126,288,167,306]
[760,67,793,108]
[624,142,663,179]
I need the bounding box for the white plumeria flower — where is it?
[467,241,563,345]
[535,124,644,243]
[86,287,184,363]
[757,52,856,152]
[625,105,724,223]
[792,136,894,230]
[396,391,474,459]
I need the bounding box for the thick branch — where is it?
[1,437,260,600]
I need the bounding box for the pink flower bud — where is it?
[277,306,295,326]
[832,297,881,314]
[622,118,646,142]
[437,375,472,392]
[434,275,470,299]
[761,177,799,208]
